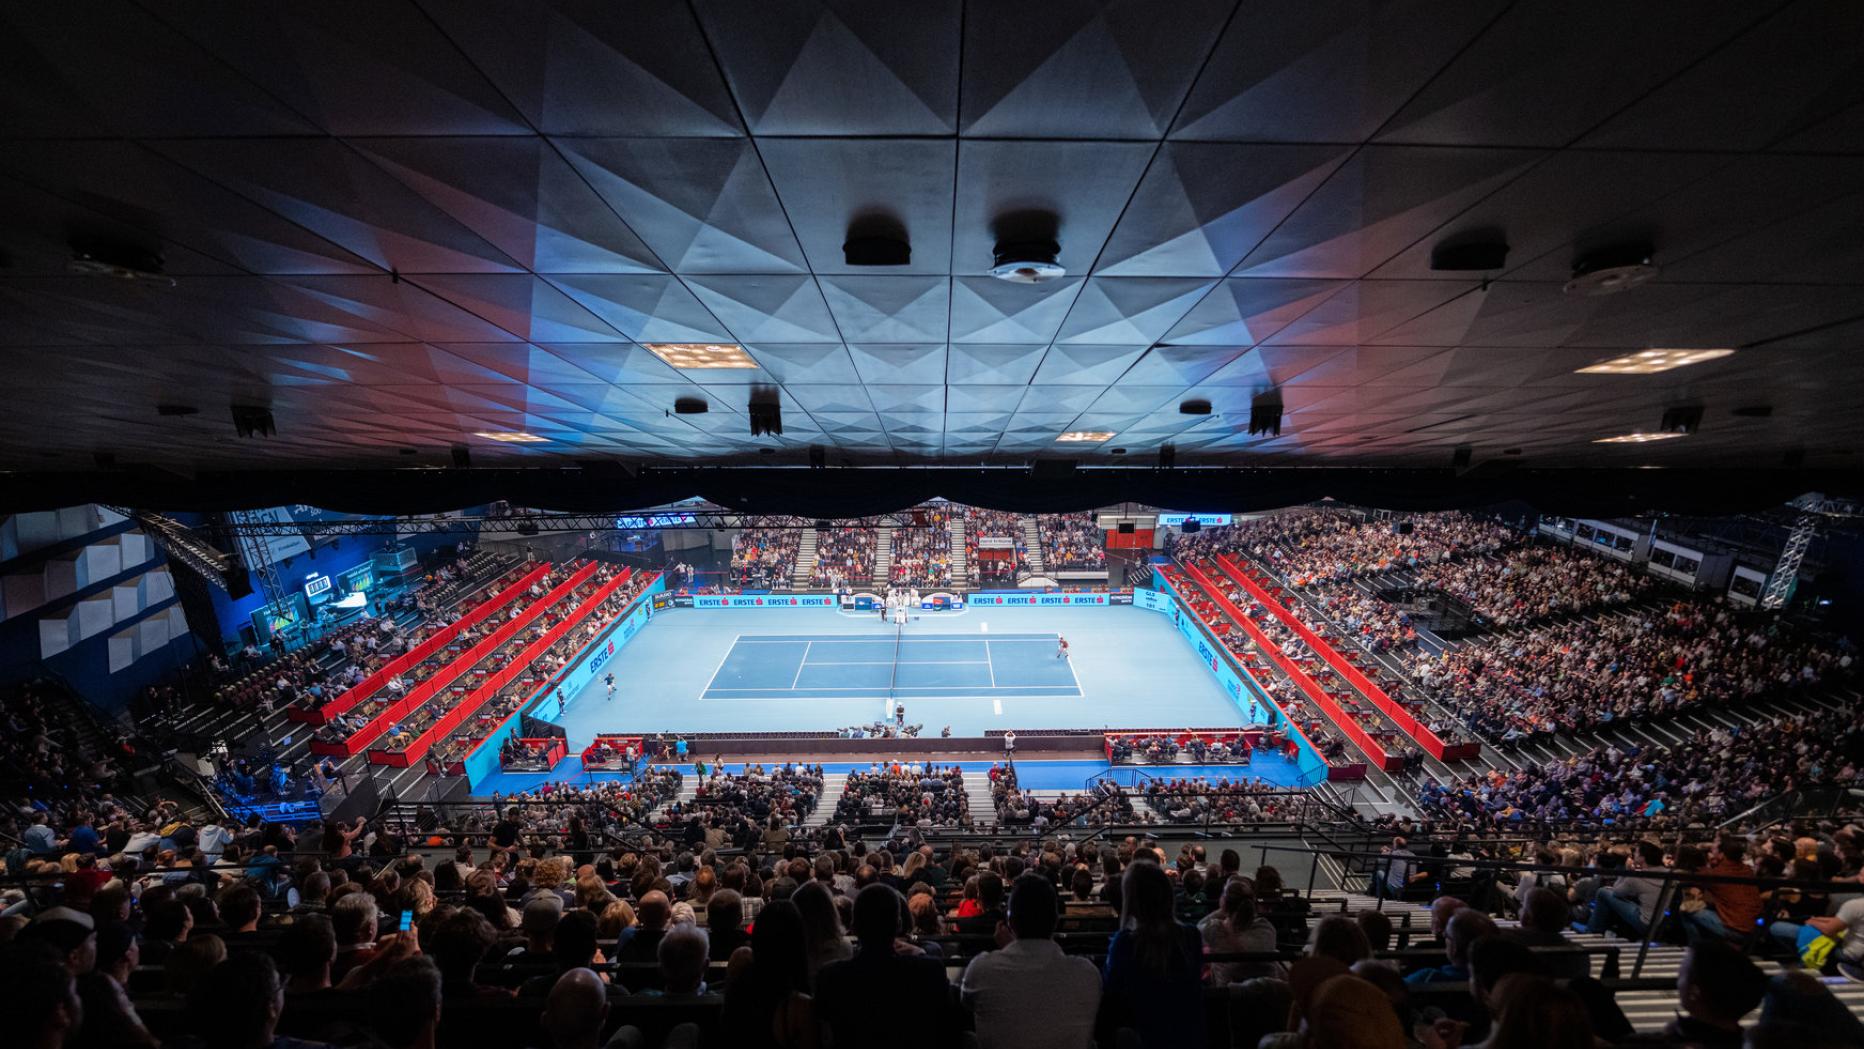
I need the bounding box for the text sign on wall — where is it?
[1157,513,1233,527]
[692,593,838,608]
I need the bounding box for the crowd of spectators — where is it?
[1416,705,1864,829]
[832,764,971,829]
[1411,545,1658,627]
[9,729,1864,1049]
[991,770,1152,827]
[1177,508,1518,586]
[662,763,825,837]
[1187,558,1465,752]
[298,560,548,727]
[963,508,1029,585]
[1405,598,1854,740]
[311,562,591,749]
[811,527,875,589]
[729,528,800,589]
[890,513,953,589]
[1108,733,1251,765]
[1038,513,1107,570]
[1142,778,1306,825]
[427,570,657,770]
[1303,580,1419,652]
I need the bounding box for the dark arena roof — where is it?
[1,3,1862,515]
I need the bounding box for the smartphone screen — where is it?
[398,910,414,933]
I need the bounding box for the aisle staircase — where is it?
[873,526,894,583]
[804,772,849,828]
[1022,518,1046,575]
[948,518,969,590]
[963,775,998,828]
[793,528,818,589]
[650,778,701,819]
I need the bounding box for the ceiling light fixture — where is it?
[1563,244,1658,296]
[1056,431,1114,443]
[1576,348,1735,375]
[642,342,758,369]
[474,431,548,443]
[1593,432,1687,444]
[989,240,1065,283]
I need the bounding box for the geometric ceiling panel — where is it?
[558,138,807,273]
[949,278,1083,345]
[691,0,959,135]
[1056,277,1214,344]
[1233,147,1543,279]
[1373,4,1765,147]
[1032,345,1150,386]
[4,6,1864,473]
[952,140,1154,275]
[1160,278,1344,346]
[354,138,664,274]
[683,275,841,343]
[418,1,743,136]
[960,0,1234,138]
[946,345,1047,386]
[1095,144,1352,277]
[758,139,958,275]
[1169,0,1496,143]
[153,4,531,136]
[543,275,729,343]
[818,277,951,343]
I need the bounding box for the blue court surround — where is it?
[701,633,1080,700]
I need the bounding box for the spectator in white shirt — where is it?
[960,873,1100,1049]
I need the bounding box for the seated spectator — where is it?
[816,885,958,1049]
[960,873,1100,1049]
[721,900,814,1049]
[655,923,712,998]
[1199,877,1281,985]
[1101,861,1205,1049]
[1635,940,1768,1049]
[1507,888,1589,981]
[1405,908,1496,984]
[367,957,443,1049]
[186,954,330,1049]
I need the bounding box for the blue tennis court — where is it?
[702,633,1081,700]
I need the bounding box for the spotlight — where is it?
[1179,399,1211,416]
[748,391,782,437]
[989,240,1064,283]
[231,405,276,438]
[1248,392,1282,437]
[1182,518,1201,534]
[673,397,709,415]
[1429,237,1509,272]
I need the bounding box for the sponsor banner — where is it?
[920,592,964,610]
[650,592,675,611]
[692,593,837,608]
[1157,513,1233,528]
[967,592,1110,607]
[1108,592,1134,605]
[1132,586,1172,613]
[614,511,699,529]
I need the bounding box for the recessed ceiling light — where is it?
[1576,348,1735,375]
[1057,431,1115,443]
[1593,432,1687,444]
[642,342,758,369]
[474,431,548,443]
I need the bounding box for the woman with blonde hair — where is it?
[598,899,637,939]
[575,871,615,912]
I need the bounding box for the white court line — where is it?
[697,633,749,696]
[985,640,997,688]
[993,698,1002,715]
[806,659,991,666]
[790,641,812,688]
